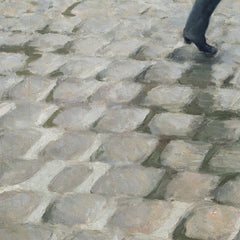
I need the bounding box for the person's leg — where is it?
[183,0,222,54]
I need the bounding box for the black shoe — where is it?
[183,37,218,55]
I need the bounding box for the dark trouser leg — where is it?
[183,0,222,54]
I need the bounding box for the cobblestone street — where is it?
[1,0,240,239]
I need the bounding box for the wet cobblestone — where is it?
[1,0,240,239]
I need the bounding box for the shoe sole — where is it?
[183,37,217,55]
[184,37,192,44]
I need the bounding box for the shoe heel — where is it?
[184,37,192,44]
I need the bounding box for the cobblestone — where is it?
[164,172,220,202]
[141,60,190,84]
[94,107,149,133]
[209,143,240,174]
[48,164,93,193]
[0,158,43,186]
[0,74,23,99]
[0,191,41,224]
[0,129,41,160]
[28,33,72,53]
[41,131,97,161]
[149,112,203,137]
[0,224,53,240]
[1,0,240,239]
[60,56,110,79]
[195,119,240,143]
[53,104,106,130]
[63,230,113,240]
[143,85,194,112]
[90,81,143,104]
[0,102,57,128]
[96,59,150,82]
[92,132,158,166]
[215,175,240,207]
[91,165,165,197]
[71,37,109,56]
[53,79,104,104]
[160,140,211,171]
[44,193,110,226]
[0,53,27,75]
[28,53,68,76]
[109,198,173,235]
[185,203,240,240]
[8,76,57,102]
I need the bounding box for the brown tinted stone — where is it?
[185,203,240,240]
[109,198,173,235]
[165,172,220,202]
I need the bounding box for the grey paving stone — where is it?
[41,131,97,161]
[149,113,203,137]
[91,165,165,197]
[143,85,194,112]
[161,140,211,171]
[0,74,23,99]
[164,172,220,202]
[71,0,115,19]
[44,193,109,226]
[142,60,189,84]
[28,53,68,76]
[0,158,43,186]
[109,17,152,40]
[76,17,119,36]
[48,164,93,193]
[60,56,110,79]
[96,59,150,82]
[0,32,32,46]
[71,37,109,56]
[94,107,149,133]
[0,14,48,32]
[28,33,72,52]
[98,38,144,58]
[0,1,37,18]
[212,63,234,86]
[0,191,40,224]
[0,102,57,128]
[133,39,175,61]
[0,53,27,75]
[185,203,240,240]
[215,175,240,208]
[0,224,53,240]
[195,119,240,143]
[92,132,158,166]
[195,88,240,113]
[0,129,41,161]
[113,1,149,17]
[49,15,81,34]
[64,230,112,240]
[224,26,240,45]
[53,79,104,103]
[8,76,57,101]
[53,104,106,130]
[90,81,142,104]
[125,236,171,240]
[209,144,240,174]
[50,0,77,13]
[109,198,173,235]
